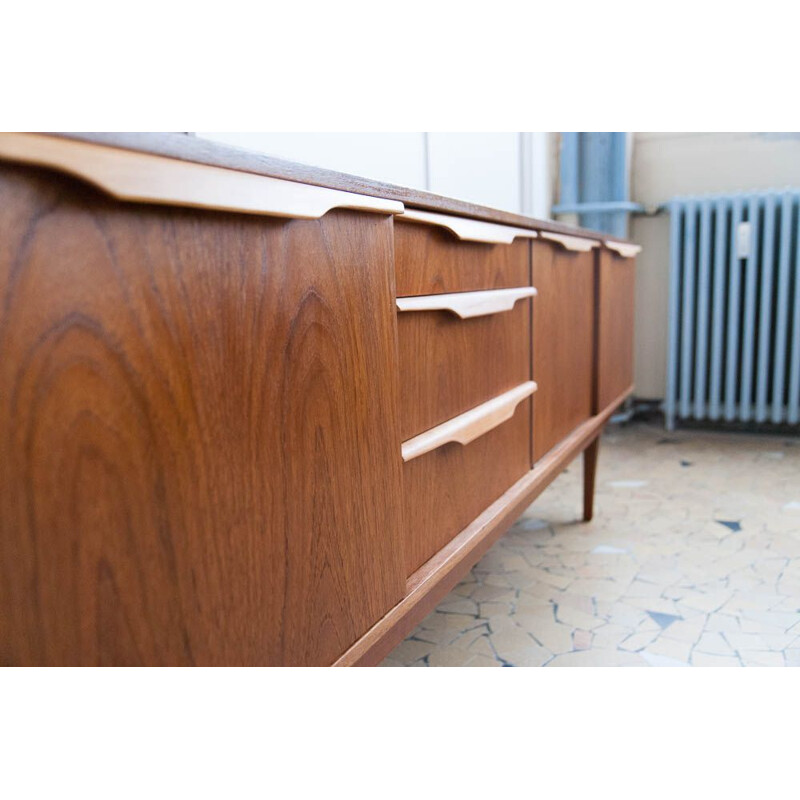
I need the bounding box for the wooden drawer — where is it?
[597,243,638,410]
[396,288,534,439]
[394,209,533,296]
[401,384,534,576]
[532,233,598,461]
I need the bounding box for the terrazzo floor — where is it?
[381,419,800,667]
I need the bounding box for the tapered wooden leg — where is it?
[583,436,600,522]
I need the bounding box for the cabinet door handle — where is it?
[540,231,599,252]
[605,240,641,258]
[0,133,404,219]
[397,208,538,244]
[396,287,537,319]
[401,382,537,462]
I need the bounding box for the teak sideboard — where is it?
[0,133,640,666]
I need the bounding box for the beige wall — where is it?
[630,133,800,398]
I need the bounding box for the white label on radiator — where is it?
[736,221,752,259]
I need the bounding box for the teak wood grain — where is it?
[402,399,531,576]
[532,240,595,461]
[596,249,636,411]
[0,163,405,666]
[334,387,630,667]
[394,221,530,296]
[0,136,639,668]
[397,299,532,439]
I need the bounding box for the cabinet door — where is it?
[531,237,596,461]
[0,163,405,666]
[597,248,636,410]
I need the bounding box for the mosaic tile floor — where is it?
[381,420,800,667]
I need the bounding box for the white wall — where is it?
[630,133,800,398]
[197,132,553,218]
[426,132,520,212]
[198,132,428,189]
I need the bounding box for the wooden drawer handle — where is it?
[540,231,599,252]
[397,287,537,319]
[0,133,404,220]
[398,208,538,244]
[401,382,536,462]
[605,240,641,258]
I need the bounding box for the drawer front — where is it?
[532,238,596,460]
[597,248,636,410]
[394,214,531,296]
[402,392,532,576]
[397,290,533,440]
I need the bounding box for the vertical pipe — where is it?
[724,198,744,421]
[755,194,776,422]
[740,196,760,421]
[557,132,631,236]
[708,198,728,420]
[680,201,697,420]
[581,133,606,232]
[787,201,800,425]
[665,201,682,430]
[771,192,793,423]
[609,132,629,239]
[694,199,712,419]
[559,132,579,218]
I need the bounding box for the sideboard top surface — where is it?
[44,132,635,247]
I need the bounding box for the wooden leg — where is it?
[583,436,600,522]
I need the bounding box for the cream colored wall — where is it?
[630,133,800,398]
